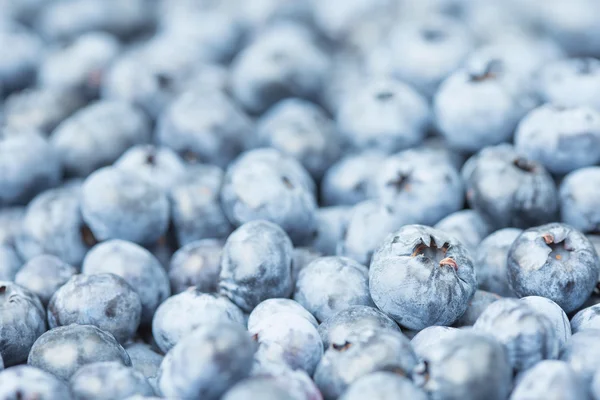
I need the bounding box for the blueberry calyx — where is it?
[513,157,535,173]
[80,225,97,247]
[386,172,412,192]
[469,60,503,82]
[331,341,352,351]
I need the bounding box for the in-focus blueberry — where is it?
[15,254,77,305]
[474,228,522,297]
[0,365,72,400]
[168,239,223,294]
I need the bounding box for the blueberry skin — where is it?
[537,58,600,110]
[591,368,600,400]
[410,326,459,360]
[507,223,599,313]
[336,78,430,154]
[571,304,600,334]
[28,324,131,380]
[248,364,321,400]
[434,210,492,253]
[312,206,350,256]
[222,377,296,400]
[219,220,294,312]
[81,166,169,245]
[254,98,341,179]
[560,167,600,232]
[16,186,92,266]
[373,149,464,226]
[247,299,317,332]
[220,149,317,245]
[114,145,188,192]
[474,228,522,297]
[314,329,418,400]
[415,331,512,400]
[320,151,385,207]
[0,131,62,206]
[560,330,600,386]
[514,104,600,175]
[0,244,21,281]
[15,254,77,305]
[48,273,142,344]
[473,298,559,373]
[294,256,373,323]
[454,290,501,327]
[0,282,46,366]
[369,225,477,330]
[0,366,73,400]
[152,289,244,354]
[169,165,233,247]
[230,24,330,115]
[0,24,42,93]
[50,100,151,177]
[291,247,322,286]
[70,361,154,400]
[157,321,256,400]
[82,240,170,325]
[168,239,223,295]
[510,360,588,400]
[156,89,252,168]
[0,206,24,246]
[340,371,428,400]
[520,296,572,350]
[250,311,323,375]
[318,305,401,350]
[125,342,163,383]
[464,144,559,229]
[434,61,537,152]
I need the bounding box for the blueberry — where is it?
[320,151,385,207]
[219,220,294,312]
[373,149,464,226]
[340,371,428,400]
[0,206,24,246]
[312,206,350,256]
[294,256,373,323]
[0,282,46,366]
[48,273,142,344]
[336,78,430,153]
[0,244,21,281]
[0,130,62,207]
[463,144,558,229]
[70,361,154,400]
[220,149,317,245]
[230,24,330,114]
[318,305,401,349]
[152,289,244,353]
[474,228,522,296]
[50,100,151,177]
[157,321,255,400]
[82,240,170,325]
[249,365,321,400]
[434,209,493,253]
[169,165,233,247]
[254,98,341,179]
[434,60,537,152]
[0,365,73,400]
[571,304,600,334]
[238,0,313,32]
[454,290,501,327]
[16,185,93,266]
[313,329,417,400]
[560,330,600,386]
[168,239,223,295]
[511,360,587,400]
[291,247,322,285]
[0,23,42,93]
[560,167,600,232]
[81,166,169,245]
[591,368,600,400]
[537,58,600,110]
[473,298,559,373]
[514,104,600,175]
[520,296,571,350]
[369,224,477,330]
[507,223,599,313]
[156,89,252,168]
[250,311,323,375]
[15,254,77,305]
[414,330,512,400]
[410,326,459,360]
[125,342,163,384]
[28,324,131,380]
[247,298,317,332]
[222,377,295,400]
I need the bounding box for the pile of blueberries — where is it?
[2,0,600,399]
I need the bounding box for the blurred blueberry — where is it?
[50,100,151,177]
[157,321,255,400]
[0,206,24,246]
[571,304,600,334]
[249,364,321,400]
[370,224,477,330]
[514,104,600,175]
[473,298,559,373]
[434,209,492,252]
[454,290,501,327]
[168,239,222,294]
[291,247,321,285]
[410,326,459,360]
[70,361,154,400]
[248,298,317,332]
[340,371,427,400]
[318,305,401,349]
[222,377,295,400]
[537,58,600,110]
[0,365,72,399]
[15,254,77,305]
[0,23,42,93]
[0,244,21,281]
[28,324,131,380]
[464,144,558,229]
[560,330,600,386]
[311,206,350,256]
[474,228,522,297]
[511,360,587,400]
[237,0,313,32]
[81,166,169,245]
[125,342,163,382]
[560,167,600,232]
[507,223,599,313]
[294,256,373,323]
[152,289,244,354]
[520,296,571,350]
